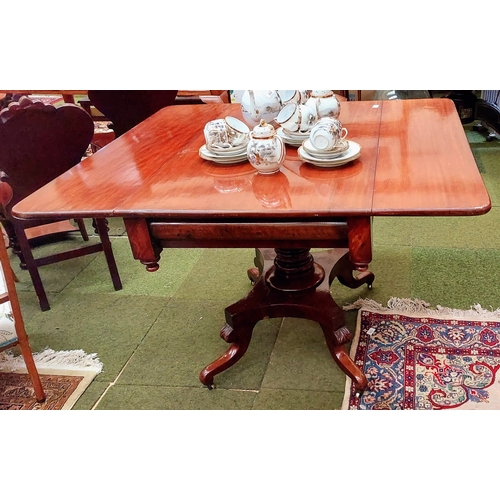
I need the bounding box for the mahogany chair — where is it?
[0,96,122,311]
[87,90,179,137]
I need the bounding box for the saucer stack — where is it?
[298,139,362,168]
[200,116,250,164]
[199,143,248,164]
[276,127,310,147]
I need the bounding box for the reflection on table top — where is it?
[12,100,491,222]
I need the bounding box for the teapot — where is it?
[247,119,285,175]
[241,90,283,127]
[305,90,341,119]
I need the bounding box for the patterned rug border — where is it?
[343,297,500,321]
[341,298,500,410]
[0,348,102,410]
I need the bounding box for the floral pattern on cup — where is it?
[309,117,348,151]
[225,116,250,148]
[276,103,317,134]
[204,117,250,152]
[204,119,230,151]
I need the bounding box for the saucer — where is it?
[298,141,361,168]
[282,128,311,138]
[277,128,308,146]
[199,145,248,164]
[205,143,248,156]
[302,138,350,158]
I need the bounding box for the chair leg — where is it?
[15,226,51,311]
[17,337,46,402]
[1,219,27,269]
[0,235,46,402]
[92,217,106,234]
[75,218,89,241]
[94,218,122,291]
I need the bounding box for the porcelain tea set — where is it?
[199,90,361,173]
[199,116,250,164]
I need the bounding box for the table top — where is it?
[12,99,491,222]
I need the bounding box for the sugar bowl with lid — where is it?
[247,119,286,175]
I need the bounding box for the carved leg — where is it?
[199,323,255,388]
[2,219,27,269]
[321,325,367,393]
[247,248,274,285]
[347,216,372,273]
[92,217,109,235]
[329,250,374,289]
[204,247,369,390]
[123,218,162,272]
[247,267,260,284]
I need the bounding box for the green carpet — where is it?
[8,121,500,409]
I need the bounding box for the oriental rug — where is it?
[0,348,102,410]
[341,298,500,410]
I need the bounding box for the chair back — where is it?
[0,96,94,212]
[88,90,178,137]
[0,174,13,208]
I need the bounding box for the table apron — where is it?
[149,220,349,247]
[123,217,372,272]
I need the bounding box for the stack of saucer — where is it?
[199,143,248,164]
[276,127,310,147]
[298,139,362,168]
[200,116,250,164]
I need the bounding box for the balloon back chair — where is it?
[0,96,122,311]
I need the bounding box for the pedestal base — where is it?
[200,248,374,393]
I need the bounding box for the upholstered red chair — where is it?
[0,96,122,311]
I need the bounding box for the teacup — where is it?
[225,116,250,147]
[309,117,348,151]
[275,102,317,134]
[278,90,301,107]
[204,117,250,151]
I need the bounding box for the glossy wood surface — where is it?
[373,99,490,215]
[9,98,491,392]
[12,99,490,222]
